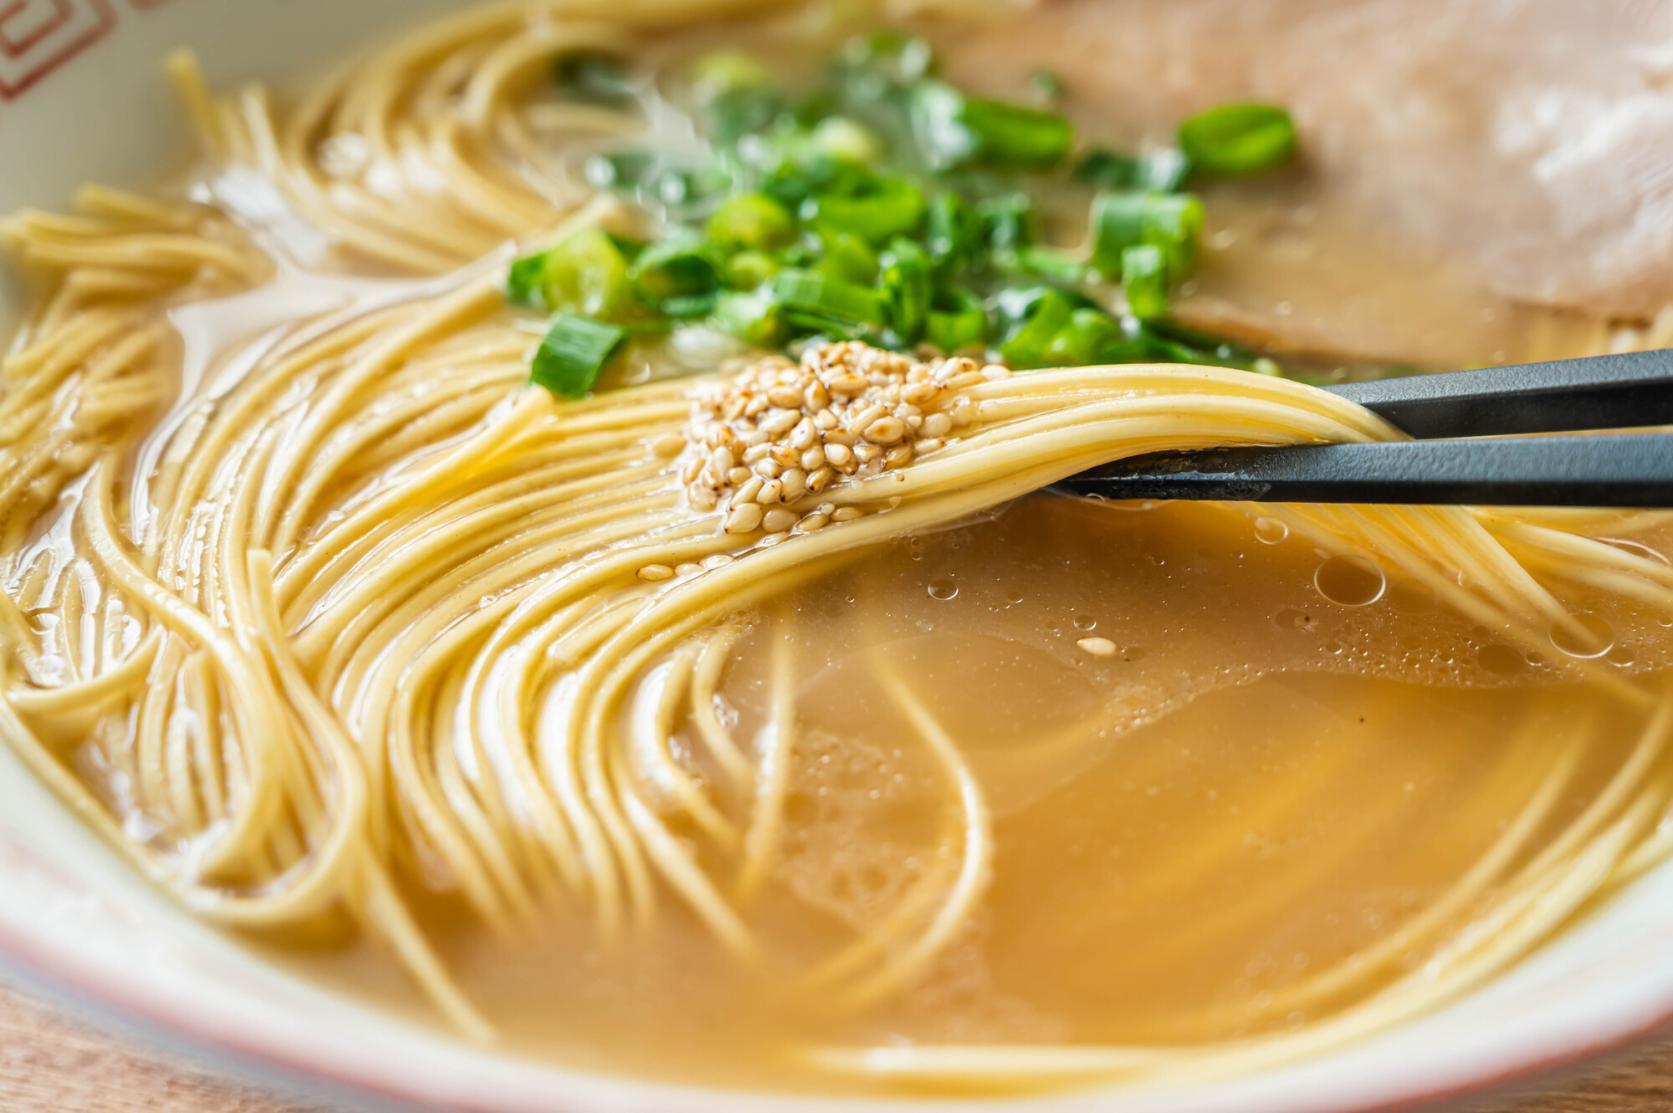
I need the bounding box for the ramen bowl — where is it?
[4,2,1673,1112]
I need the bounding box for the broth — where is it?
[280,495,1673,1092]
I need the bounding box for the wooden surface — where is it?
[0,980,1670,1113]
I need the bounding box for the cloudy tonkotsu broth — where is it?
[3,0,1673,1098]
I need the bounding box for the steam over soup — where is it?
[3,0,1673,1096]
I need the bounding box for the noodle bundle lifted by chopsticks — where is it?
[4,0,1673,1093]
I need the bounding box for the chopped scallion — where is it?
[925,192,976,265]
[1077,147,1191,193]
[926,288,986,353]
[809,116,884,164]
[881,239,931,344]
[1089,190,1204,281]
[771,268,887,328]
[1120,243,1169,320]
[977,193,1034,252]
[721,250,780,290]
[802,177,926,244]
[995,287,1075,368]
[630,238,719,308]
[705,192,796,251]
[519,227,632,318]
[1046,307,1123,366]
[958,97,1075,168]
[530,313,626,398]
[1177,102,1296,176]
[815,230,880,284]
[713,289,785,347]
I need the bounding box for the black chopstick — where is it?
[1326,347,1673,438]
[1061,434,1673,508]
[1055,348,1673,508]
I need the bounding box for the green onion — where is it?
[910,82,1074,170]
[630,238,719,308]
[1077,147,1191,193]
[926,288,987,353]
[721,250,780,289]
[881,239,931,344]
[809,116,884,163]
[995,287,1075,368]
[925,192,976,265]
[1089,190,1204,280]
[1177,102,1296,176]
[1120,243,1169,320]
[713,289,785,347]
[530,313,626,398]
[553,51,635,105]
[515,227,631,318]
[802,177,926,244]
[959,97,1075,168]
[506,251,548,306]
[977,193,1034,251]
[771,268,887,329]
[815,230,880,283]
[705,192,796,251]
[1045,307,1123,365]
[1008,245,1087,285]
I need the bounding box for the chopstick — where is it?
[1065,434,1673,507]
[1058,348,1673,508]
[1329,347,1673,437]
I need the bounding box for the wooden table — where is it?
[0,981,1668,1113]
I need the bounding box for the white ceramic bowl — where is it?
[6,3,1673,1111]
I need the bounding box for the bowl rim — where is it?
[2,888,1671,1113]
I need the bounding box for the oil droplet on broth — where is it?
[1072,613,1098,632]
[1551,613,1615,659]
[1314,555,1387,607]
[1477,643,1527,677]
[1253,517,1289,545]
[927,578,959,601]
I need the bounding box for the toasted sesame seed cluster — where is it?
[671,342,1005,537]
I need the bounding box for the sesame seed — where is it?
[637,563,675,582]
[831,506,865,522]
[652,434,686,457]
[1077,637,1118,657]
[725,503,764,533]
[762,507,798,532]
[864,416,906,444]
[682,342,987,537]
